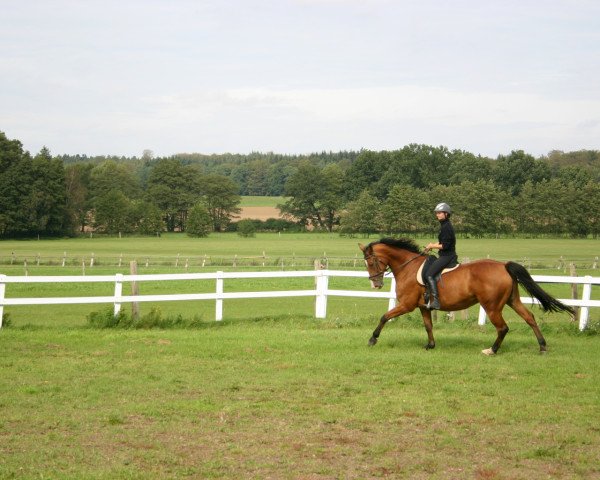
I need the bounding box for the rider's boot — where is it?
[426,276,440,310]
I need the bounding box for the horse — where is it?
[359,238,575,355]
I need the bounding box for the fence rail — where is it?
[2,252,600,271]
[0,271,598,330]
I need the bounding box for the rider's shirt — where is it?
[438,219,456,257]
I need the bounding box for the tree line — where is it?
[1,133,240,238]
[1,131,599,238]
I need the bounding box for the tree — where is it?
[245,159,270,195]
[28,147,70,235]
[448,152,493,185]
[449,180,512,237]
[0,133,33,236]
[89,160,141,201]
[582,181,600,238]
[342,150,390,201]
[199,174,241,232]
[380,184,430,234]
[339,190,381,236]
[266,161,296,196]
[0,135,70,237]
[129,200,164,235]
[319,164,344,232]
[186,203,212,237]
[146,159,202,231]
[94,190,131,234]
[516,180,565,236]
[65,163,93,232]
[280,162,344,232]
[377,145,453,193]
[493,150,551,196]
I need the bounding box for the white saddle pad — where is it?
[417,262,460,286]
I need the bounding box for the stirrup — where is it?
[426,298,440,310]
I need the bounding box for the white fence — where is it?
[0,271,598,330]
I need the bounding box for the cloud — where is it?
[148,85,600,129]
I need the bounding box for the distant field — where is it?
[237,196,285,220]
[239,196,287,207]
[1,233,598,268]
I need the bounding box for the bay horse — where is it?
[359,238,575,355]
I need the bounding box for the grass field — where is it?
[0,233,599,327]
[2,232,594,325]
[239,195,287,207]
[1,232,599,266]
[1,317,599,479]
[1,234,599,478]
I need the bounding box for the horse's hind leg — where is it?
[508,297,547,353]
[483,308,510,355]
[419,306,435,350]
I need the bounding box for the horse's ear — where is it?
[358,243,366,252]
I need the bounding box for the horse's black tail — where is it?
[505,262,575,315]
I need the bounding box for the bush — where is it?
[88,308,131,328]
[237,219,257,237]
[229,218,303,233]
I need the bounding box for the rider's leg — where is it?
[425,255,454,310]
[426,276,440,310]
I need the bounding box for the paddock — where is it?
[1,269,598,330]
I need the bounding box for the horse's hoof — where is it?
[424,343,435,350]
[481,348,495,356]
[539,349,548,355]
[368,337,378,346]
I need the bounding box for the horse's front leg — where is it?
[419,306,435,350]
[368,304,412,346]
[368,313,389,346]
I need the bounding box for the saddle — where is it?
[417,255,460,286]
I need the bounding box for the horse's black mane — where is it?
[368,237,422,254]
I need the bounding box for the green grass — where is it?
[1,234,599,477]
[0,233,598,327]
[1,232,598,265]
[239,195,287,207]
[0,318,599,479]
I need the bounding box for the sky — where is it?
[1,0,599,159]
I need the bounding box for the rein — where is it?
[364,251,424,280]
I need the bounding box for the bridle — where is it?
[364,249,425,281]
[363,252,391,281]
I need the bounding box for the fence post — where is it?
[388,276,397,311]
[315,269,328,319]
[0,274,6,328]
[570,263,580,320]
[579,276,592,331]
[478,306,487,326]
[114,273,123,317]
[130,261,139,320]
[215,271,224,321]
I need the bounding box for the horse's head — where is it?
[359,242,388,289]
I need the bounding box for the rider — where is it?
[424,202,457,310]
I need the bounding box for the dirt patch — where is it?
[236,206,282,221]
